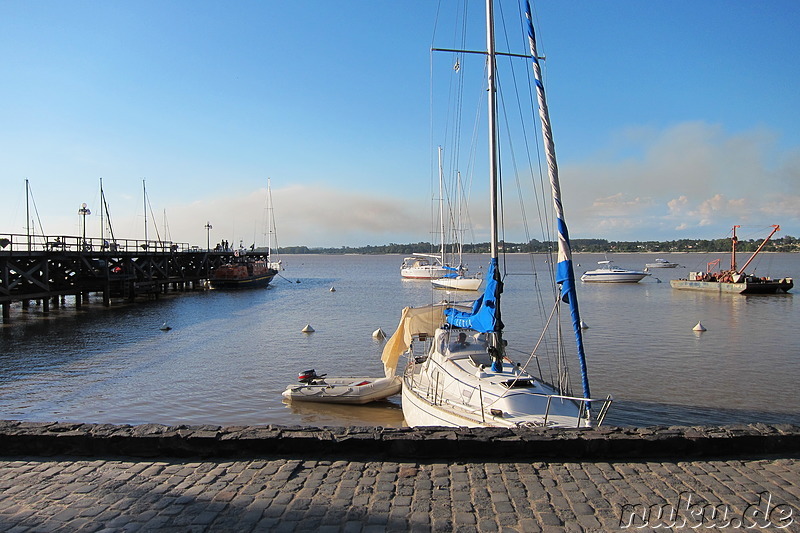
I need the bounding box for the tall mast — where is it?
[100,178,105,243]
[267,178,273,254]
[25,179,31,250]
[143,179,148,243]
[731,225,740,271]
[437,146,445,263]
[486,0,499,261]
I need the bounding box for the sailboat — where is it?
[400,148,460,280]
[383,0,612,428]
[670,225,793,294]
[265,178,283,271]
[432,169,483,292]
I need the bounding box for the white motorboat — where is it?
[383,0,612,429]
[580,261,650,283]
[645,258,679,269]
[282,370,401,405]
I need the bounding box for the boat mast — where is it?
[524,0,591,400]
[486,0,499,261]
[267,178,272,255]
[437,146,445,264]
[485,0,504,355]
[731,225,740,271]
[25,179,31,250]
[100,178,105,243]
[143,179,148,244]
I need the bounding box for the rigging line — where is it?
[495,69,555,329]
[144,188,163,244]
[502,1,554,282]
[26,182,47,237]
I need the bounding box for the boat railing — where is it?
[540,392,614,428]
[0,232,193,254]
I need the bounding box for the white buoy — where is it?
[330,286,336,292]
[372,328,386,339]
[693,322,707,332]
[302,324,315,333]
[580,320,589,330]
[160,322,172,331]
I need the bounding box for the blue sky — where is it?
[2,1,798,248]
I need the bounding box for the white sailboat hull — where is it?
[431,277,482,291]
[401,328,598,428]
[401,266,450,279]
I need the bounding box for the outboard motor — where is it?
[298,369,323,384]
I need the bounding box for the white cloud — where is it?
[561,122,800,239]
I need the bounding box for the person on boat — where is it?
[450,332,469,351]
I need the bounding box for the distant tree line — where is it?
[264,235,798,255]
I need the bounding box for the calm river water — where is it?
[1,253,797,428]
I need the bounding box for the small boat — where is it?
[402,149,460,281]
[645,258,679,269]
[282,370,401,405]
[210,253,277,289]
[580,261,650,283]
[671,225,793,294]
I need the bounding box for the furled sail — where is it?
[524,0,591,401]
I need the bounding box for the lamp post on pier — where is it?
[205,222,213,251]
[78,203,91,250]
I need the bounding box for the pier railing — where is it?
[0,233,196,254]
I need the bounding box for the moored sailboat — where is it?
[384,0,612,428]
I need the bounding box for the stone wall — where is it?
[1,421,798,460]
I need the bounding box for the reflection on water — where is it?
[1,253,798,428]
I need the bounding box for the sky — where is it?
[1,0,799,249]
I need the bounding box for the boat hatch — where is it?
[468,353,494,368]
[501,379,536,388]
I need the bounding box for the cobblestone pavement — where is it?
[0,456,798,532]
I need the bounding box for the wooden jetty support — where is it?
[0,233,267,323]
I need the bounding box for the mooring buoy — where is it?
[373,328,386,339]
[330,286,336,292]
[302,324,315,333]
[580,320,589,330]
[693,321,707,332]
[160,322,172,331]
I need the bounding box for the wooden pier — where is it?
[0,233,268,323]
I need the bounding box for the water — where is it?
[1,253,798,428]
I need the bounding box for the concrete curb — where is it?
[1,421,798,460]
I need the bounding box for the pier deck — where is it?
[1,233,267,323]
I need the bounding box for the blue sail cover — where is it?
[443,265,460,279]
[444,258,502,332]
